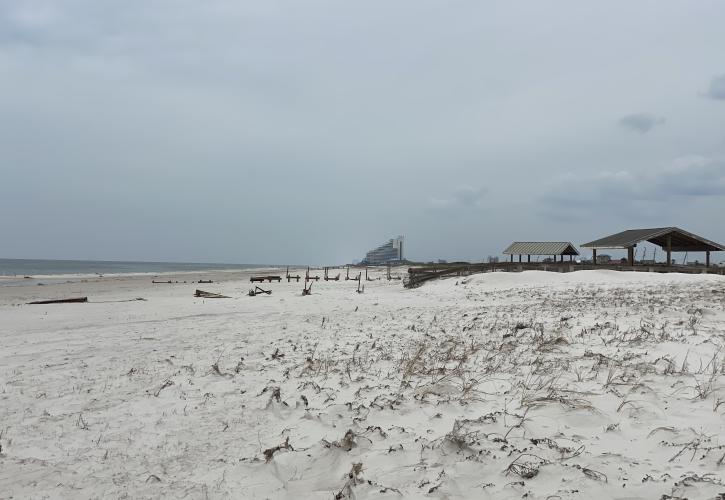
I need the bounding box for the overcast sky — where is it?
[2,1,725,264]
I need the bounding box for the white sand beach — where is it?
[1,269,725,499]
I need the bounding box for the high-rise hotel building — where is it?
[361,236,404,265]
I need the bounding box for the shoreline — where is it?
[0,265,408,305]
[0,264,403,290]
[0,267,280,282]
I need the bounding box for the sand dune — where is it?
[1,269,724,498]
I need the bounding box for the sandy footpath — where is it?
[1,269,725,499]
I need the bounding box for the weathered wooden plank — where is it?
[28,297,88,305]
[194,289,230,298]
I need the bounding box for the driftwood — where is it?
[194,289,230,299]
[28,297,88,305]
[197,280,213,284]
[302,282,313,296]
[248,286,272,297]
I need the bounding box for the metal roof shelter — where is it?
[503,242,579,263]
[581,227,725,267]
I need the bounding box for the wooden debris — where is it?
[250,276,281,283]
[194,289,230,299]
[386,263,401,280]
[248,286,272,297]
[324,267,340,281]
[28,297,88,305]
[302,281,313,296]
[286,266,300,282]
[197,280,213,284]
[305,267,319,282]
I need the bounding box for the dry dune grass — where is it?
[1,271,724,498]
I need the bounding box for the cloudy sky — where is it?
[1,1,724,264]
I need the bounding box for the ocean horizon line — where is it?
[0,257,288,280]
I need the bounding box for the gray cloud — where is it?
[2,1,725,263]
[660,156,725,196]
[703,74,725,100]
[618,113,666,134]
[428,186,487,211]
[541,156,725,219]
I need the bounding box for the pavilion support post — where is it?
[569,255,573,262]
[518,255,522,263]
[666,235,672,266]
[527,255,531,263]
[592,249,597,265]
[628,247,634,267]
[706,251,710,268]
[510,254,513,263]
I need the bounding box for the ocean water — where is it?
[0,258,268,279]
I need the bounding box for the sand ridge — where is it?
[1,269,724,498]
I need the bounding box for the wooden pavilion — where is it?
[503,242,580,263]
[581,227,724,267]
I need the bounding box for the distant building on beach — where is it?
[361,236,404,265]
[597,254,612,264]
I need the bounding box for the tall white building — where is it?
[361,236,404,265]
